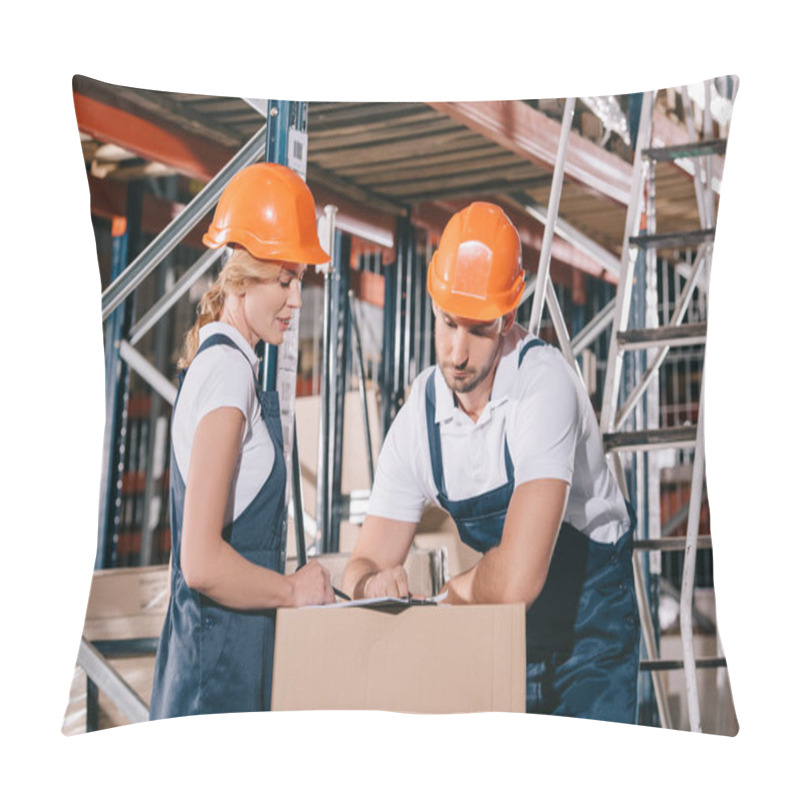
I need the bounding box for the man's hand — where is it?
[359,565,410,599]
[343,515,417,599]
[440,567,476,605]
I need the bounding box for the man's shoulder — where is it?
[508,335,578,404]
[407,364,437,404]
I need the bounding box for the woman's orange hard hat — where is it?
[203,162,330,265]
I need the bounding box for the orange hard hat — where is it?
[203,162,329,265]
[427,202,524,321]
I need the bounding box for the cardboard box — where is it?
[82,564,169,641]
[272,603,526,713]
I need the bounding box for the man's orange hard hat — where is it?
[427,202,524,321]
[203,162,330,265]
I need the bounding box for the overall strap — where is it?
[194,333,260,394]
[424,371,446,497]
[518,336,546,367]
[425,369,515,497]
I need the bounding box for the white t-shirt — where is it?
[172,322,274,523]
[367,324,631,543]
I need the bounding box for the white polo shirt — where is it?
[367,324,631,543]
[172,322,274,523]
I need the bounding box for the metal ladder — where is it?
[599,80,733,732]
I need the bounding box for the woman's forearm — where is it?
[181,537,294,609]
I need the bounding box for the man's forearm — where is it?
[445,548,506,605]
[445,545,547,608]
[444,480,567,607]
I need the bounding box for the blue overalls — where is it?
[425,338,640,723]
[150,333,287,719]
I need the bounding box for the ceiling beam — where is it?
[74,92,231,183]
[86,175,209,249]
[75,90,618,290]
[428,100,633,206]
[73,75,246,149]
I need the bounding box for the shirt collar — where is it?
[433,324,526,425]
[199,321,260,374]
[491,324,527,402]
[433,367,458,424]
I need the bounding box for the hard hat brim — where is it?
[203,227,330,265]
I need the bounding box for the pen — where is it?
[334,587,351,602]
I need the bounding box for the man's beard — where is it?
[437,335,503,395]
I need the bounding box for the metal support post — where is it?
[101,125,267,320]
[78,637,150,725]
[413,230,429,380]
[644,159,663,653]
[256,100,311,570]
[613,244,709,431]
[291,418,307,568]
[627,237,653,723]
[529,97,576,336]
[129,247,226,346]
[139,243,175,566]
[118,342,177,406]
[381,216,414,436]
[349,290,375,485]
[100,175,144,568]
[544,275,579,375]
[599,91,655,435]
[380,257,397,440]
[315,206,337,553]
[261,100,308,399]
[86,677,99,732]
[421,233,434,371]
[403,225,416,387]
[393,220,408,411]
[328,231,352,553]
[571,298,616,356]
[681,372,706,732]
[97,216,131,569]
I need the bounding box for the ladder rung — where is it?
[633,535,712,552]
[603,426,698,452]
[642,138,728,162]
[629,228,715,250]
[618,323,707,350]
[641,657,727,672]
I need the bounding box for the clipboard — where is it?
[310,590,449,613]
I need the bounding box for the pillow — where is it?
[65,74,738,736]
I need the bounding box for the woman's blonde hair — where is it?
[178,248,283,368]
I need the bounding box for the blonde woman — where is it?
[150,163,334,719]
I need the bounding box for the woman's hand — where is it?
[286,560,335,606]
